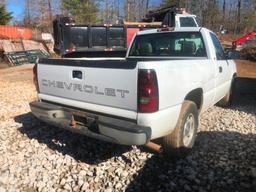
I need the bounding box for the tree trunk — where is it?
[25,0,31,27]
[116,0,120,19]
[47,0,53,30]
[146,0,149,13]
[106,0,109,22]
[222,0,226,20]
[235,0,241,34]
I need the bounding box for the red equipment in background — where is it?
[126,28,140,47]
[0,25,32,39]
[232,31,256,46]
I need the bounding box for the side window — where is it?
[210,33,225,60]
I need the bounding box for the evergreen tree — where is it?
[0,5,12,25]
[61,0,100,24]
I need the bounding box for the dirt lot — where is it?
[0,64,255,192]
[235,60,256,79]
[0,64,34,82]
[0,63,9,69]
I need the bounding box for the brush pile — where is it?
[240,45,256,61]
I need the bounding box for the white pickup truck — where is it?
[30,27,237,157]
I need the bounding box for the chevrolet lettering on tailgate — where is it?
[42,79,130,98]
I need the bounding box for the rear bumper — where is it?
[29,101,151,145]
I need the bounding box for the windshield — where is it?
[129,32,207,57]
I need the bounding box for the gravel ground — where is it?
[0,66,255,192]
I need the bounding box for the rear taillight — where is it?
[66,47,75,53]
[138,69,159,113]
[33,64,39,92]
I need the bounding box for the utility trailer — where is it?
[53,6,198,58]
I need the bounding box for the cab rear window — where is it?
[180,17,197,27]
[129,32,206,57]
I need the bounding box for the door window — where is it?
[210,33,225,60]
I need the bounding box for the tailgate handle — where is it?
[72,70,83,79]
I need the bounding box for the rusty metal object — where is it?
[145,142,163,153]
[70,116,77,128]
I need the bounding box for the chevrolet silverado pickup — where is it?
[30,27,237,156]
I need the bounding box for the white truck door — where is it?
[209,33,231,103]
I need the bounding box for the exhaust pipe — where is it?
[145,142,163,153]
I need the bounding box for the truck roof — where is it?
[136,27,204,36]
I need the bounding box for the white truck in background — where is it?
[30,27,237,157]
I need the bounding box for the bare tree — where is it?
[24,0,32,27]
[47,0,53,23]
[0,0,5,5]
[105,0,109,21]
[124,0,149,21]
[222,0,226,20]
[235,0,241,34]
[145,0,149,13]
[115,0,120,19]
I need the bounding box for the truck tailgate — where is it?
[37,58,138,112]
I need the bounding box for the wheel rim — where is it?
[183,113,195,147]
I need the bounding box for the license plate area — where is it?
[73,115,88,126]
[72,112,97,127]
[69,111,100,133]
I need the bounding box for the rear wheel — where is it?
[162,101,198,159]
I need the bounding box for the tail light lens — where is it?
[33,64,39,92]
[66,47,75,53]
[138,69,159,113]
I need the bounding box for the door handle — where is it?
[219,66,223,73]
[72,70,83,79]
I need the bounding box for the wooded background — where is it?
[2,0,256,35]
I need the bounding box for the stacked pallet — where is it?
[0,39,50,66]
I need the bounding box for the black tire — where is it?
[218,76,236,107]
[162,101,198,159]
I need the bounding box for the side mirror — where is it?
[225,50,240,60]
